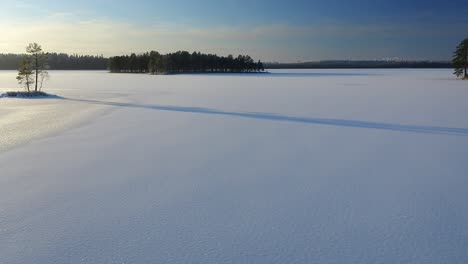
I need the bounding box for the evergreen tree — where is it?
[1,53,108,70]
[453,38,468,79]
[16,57,34,92]
[257,60,264,72]
[26,43,49,91]
[108,51,264,74]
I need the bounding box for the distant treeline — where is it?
[0,53,108,70]
[1,53,453,71]
[265,60,452,69]
[109,51,265,74]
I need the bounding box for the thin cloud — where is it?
[0,12,464,61]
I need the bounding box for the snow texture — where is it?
[1,69,468,263]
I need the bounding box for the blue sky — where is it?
[0,0,467,61]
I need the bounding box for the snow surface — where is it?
[1,69,468,263]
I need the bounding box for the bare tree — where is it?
[38,70,49,91]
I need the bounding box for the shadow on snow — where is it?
[62,97,468,136]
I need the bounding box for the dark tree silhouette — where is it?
[453,38,468,79]
[16,57,34,92]
[26,43,48,92]
[109,51,265,74]
[1,53,108,70]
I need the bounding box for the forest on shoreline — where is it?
[0,52,454,71]
[265,60,452,69]
[0,53,108,70]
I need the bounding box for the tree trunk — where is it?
[34,53,38,92]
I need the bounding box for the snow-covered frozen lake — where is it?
[1,69,468,263]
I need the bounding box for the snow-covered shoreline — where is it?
[1,69,468,263]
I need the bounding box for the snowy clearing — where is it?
[1,69,468,263]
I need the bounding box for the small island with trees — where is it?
[2,43,50,97]
[109,51,265,74]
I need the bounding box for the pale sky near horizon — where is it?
[0,0,467,62]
